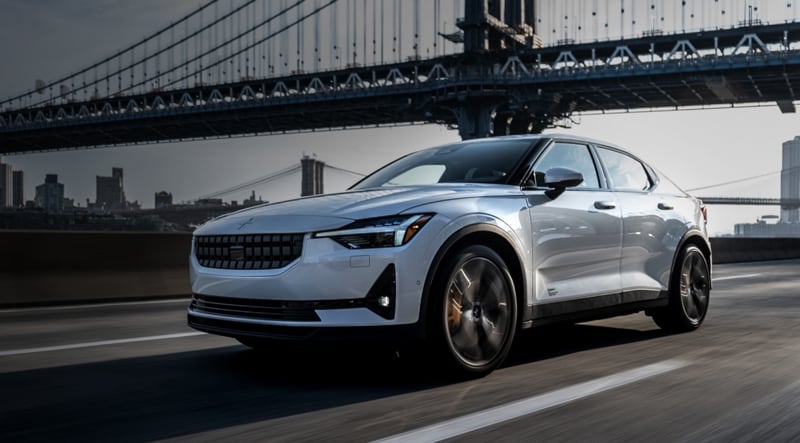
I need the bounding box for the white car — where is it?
[188,135,711,376]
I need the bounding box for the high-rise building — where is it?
[0,160,11,208]
[155,191,173,208]
[96,167,126,210]
[35,174,65,213]
[12,170,24,208]
[781,137,800,223]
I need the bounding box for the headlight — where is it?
[314,214,433,249]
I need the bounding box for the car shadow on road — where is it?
[0,320,670,442]
[505,321,668,367]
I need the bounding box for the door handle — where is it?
[594,201,616,210]
[658,202,674,210]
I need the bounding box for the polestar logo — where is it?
[229,245,245,261]
[237,217,254,230]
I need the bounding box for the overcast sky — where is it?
[1,0,797,235]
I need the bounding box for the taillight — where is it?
[700,203,708,224]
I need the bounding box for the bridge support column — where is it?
[507,114,534,135]
[454,102,498,140]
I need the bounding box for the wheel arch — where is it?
[670,230,713,292]
[419,223,527,336]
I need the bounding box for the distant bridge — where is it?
[188,154,795,207]
[698,197,800,207]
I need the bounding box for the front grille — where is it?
[191,294,322,322]
[194,234,303,269]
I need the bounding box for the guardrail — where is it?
[1,231,798,307]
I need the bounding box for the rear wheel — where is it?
[652,245,710,332]
[428,244,518,377]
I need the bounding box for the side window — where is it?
[534,142,600,188]
[596,147,651,191]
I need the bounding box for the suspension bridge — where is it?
[192,155,366,201]
[183,153,800,210]
[2,0,800,153]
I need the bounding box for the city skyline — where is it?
[2,0,799,235]
[0,160,273,209]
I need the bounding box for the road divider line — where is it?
[714,273,763,282]
[373,359,689,443]
[0,332,206,357]
[0,297,190,313]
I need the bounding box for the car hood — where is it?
[194,184,517,235]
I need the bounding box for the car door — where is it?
[525,141,623,317]
[594,145,675,302]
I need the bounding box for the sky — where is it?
[1,0,798,236]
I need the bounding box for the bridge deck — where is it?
[3,23,800,152]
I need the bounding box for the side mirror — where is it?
[542,167,584,199]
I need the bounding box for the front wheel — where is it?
[652,245,710,332]
[429,244,518,377]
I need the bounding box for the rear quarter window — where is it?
[597,147,651,191]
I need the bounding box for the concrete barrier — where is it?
[0,231,192,307]
[711,237,800,264]
[1,231,798,307]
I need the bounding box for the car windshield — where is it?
[351,139,534,189]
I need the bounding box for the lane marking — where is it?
[0,297,190,314]
[0,332,206,357]
[373,359,689,443]
[713,273,763,282]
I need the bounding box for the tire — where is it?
[652,245,710,332]
[427,244,518,377]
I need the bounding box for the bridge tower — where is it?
[301,155,325,197]
[453,0,546,140]
[461,0,534,52]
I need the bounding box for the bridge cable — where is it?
[197,158,365,200]
[23,0,307,106]
[1,0,258,108]
[196,164,302,200]
[325,164,366,177]
[685,168,795,193]
[152,0,338,93]
[114,0,323,96]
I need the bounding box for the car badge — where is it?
[229,246,245,261]
[237,217,254,230]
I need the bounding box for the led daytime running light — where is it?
[315,214,432,249]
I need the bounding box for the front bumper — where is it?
[188,312,426,342]
[188,217,447,332]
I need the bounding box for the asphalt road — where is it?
[1,260,799,442]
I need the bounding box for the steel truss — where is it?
[3,23,800,152]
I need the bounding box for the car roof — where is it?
[457,133,628,152]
